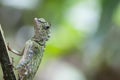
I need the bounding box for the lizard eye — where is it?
[44,26,50,30]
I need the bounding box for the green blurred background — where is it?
[0,0,120,80]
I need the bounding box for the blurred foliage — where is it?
[0,0,120,80]
[113,4,120,26]
[45,21,85,58]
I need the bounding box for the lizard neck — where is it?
[31,37,46,46]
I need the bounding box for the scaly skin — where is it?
[14,18,50,80]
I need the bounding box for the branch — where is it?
[0,25,16,80]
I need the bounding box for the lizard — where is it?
[8,18,51,80]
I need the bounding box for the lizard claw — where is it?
[7,42,12,51]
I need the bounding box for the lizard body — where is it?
[8,18,50,80]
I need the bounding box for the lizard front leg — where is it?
[7,43,24,56]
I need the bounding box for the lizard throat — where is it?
[31,37,46,46]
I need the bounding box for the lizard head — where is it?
[33,18,50,45]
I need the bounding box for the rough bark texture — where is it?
[0,25,16,80]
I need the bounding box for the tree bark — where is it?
[0,25,16,80]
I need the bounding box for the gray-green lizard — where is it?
[8,18,50,80]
